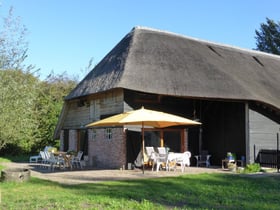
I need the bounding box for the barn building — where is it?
[54,27,280,168]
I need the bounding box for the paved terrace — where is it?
[2,162,229,185]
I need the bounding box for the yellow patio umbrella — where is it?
[86,107,201,173]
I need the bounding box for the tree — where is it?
[32,72,77,151]
[0,69,39,152]
[0,70,77,154]
[0,7,28,70]
[255,18,280,55]
[0,7,36,153]
[0,7,77,154]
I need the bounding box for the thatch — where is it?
[65,26,280,111]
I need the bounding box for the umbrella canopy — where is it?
[86,107,201,173]
[86,107,201,128]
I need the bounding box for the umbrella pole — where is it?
[142,122,145,174]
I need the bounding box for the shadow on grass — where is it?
[2,160,280,209]
[27,173,280,209]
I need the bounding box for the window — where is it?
[105,128,112,140]
[91,129,97,141]
[90,99,100,121]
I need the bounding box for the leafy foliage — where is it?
[33,73,77,151]
[243,163,261,173]
[0,69,39,152]
[0,70,77,154]
[255,18,280,55]
[0,7,77,154]
[0,7,29,70]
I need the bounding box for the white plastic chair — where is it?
[176,151,191,172]
[71,151,83,169]
[155,147,168,172]
[48,152,65,171]
[44,151,51,165]
[145,147,155,159]
[29,153,41,163]
[145,147,157,167]
[39,151,48,167]
[166,153,178,171]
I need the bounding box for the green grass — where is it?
[0,157,10,171]
[0,172,280,209]
[0,157,11,163]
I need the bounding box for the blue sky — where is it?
[1,0,280,80]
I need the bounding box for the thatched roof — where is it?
[65,26,280,111]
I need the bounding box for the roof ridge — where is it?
[132,26,280,60]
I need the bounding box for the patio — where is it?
[4,162,225,185]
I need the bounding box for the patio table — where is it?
[53,151,73,169]
[167,153,185,171]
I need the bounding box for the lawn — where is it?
[1,169,280,209]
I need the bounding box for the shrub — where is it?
[243,163,261,173]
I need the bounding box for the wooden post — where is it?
[198,128,202,155]
[181,129,187,152]
[277,133,279,173]
[141,122,145,174]
[160,130,164,147]
[254,144,256,163]
[181,129,184,152]
[245,103,250,164]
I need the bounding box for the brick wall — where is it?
[88,127,126,169]
[183,129,188,152]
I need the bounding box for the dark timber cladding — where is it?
[124,90,246,165]
[65,26,280,117]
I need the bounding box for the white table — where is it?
[167,152,191,171]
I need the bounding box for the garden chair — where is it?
[29,153,42,164]
[166,153,178,171]
[44,151,51,163]
[154,147,168,172]
[194,150,211,167]
[48,152,65,171]
[39,151,49,168]
[145,147,155,158]
[176,151,191,172]
[145,147,157,166]
[29,146,55,164]
[71,151,83,169]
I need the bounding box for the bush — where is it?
[0,143,24,156]
[243,163,261,173]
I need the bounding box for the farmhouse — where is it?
[54,26,280,169]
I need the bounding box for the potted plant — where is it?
[66,150,77,156]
